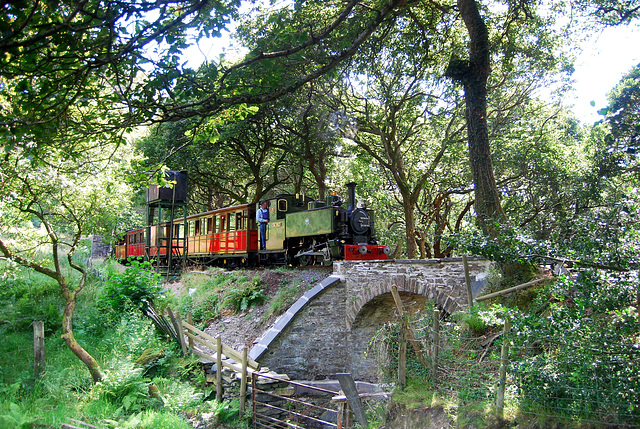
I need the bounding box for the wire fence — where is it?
[374,302,640,428]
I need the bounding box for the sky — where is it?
[569,23,640,124]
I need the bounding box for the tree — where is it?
[274,81,344,200]
[0,145,138,383]
[341,46,466,258]
[3,0,579,234]
[0,0,241,142]
[444,0,504,236]
[596,64,640,178]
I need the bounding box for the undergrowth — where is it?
[0,256,250,428]
[178,270,266,325]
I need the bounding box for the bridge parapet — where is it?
[334,258,494,328]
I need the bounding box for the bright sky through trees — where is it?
[570,23,640,123]
[185,14,640,126]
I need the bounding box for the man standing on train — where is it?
[257,200,269,250]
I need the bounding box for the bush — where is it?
[178,290,220,324]
[510,270,640,424]
[221,275,265,313]
[98,259,163,316]
[0,267,64,333]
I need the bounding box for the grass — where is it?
[177,270,266,325]
[266,279,304,318]
[0,252,250,429]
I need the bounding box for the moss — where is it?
[135,348,165,366]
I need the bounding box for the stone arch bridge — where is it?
[250,258,494,382]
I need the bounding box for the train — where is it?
[115,180,390,268]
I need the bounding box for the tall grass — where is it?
[0,252,248,428]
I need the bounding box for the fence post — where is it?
[391,285,429,367]
[432,310,440,378]
[175,312,187,355]
[463,255,474,309]
[497,318,510,418]
[240,347,248,415]
[336,373,368,428]
[398,316,407,389]
[216,337,223,402]
[33,321,45,378]
[167,307,187,355]
[187,313,194,348]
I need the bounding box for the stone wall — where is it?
[256,277,350,380]
[256,258,493,382]
[334,258,494,327]
[91,234,112,259]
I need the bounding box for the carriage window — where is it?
[221,216,226,232]
[278,199,287,212]
[207,217,213,233]
[174,224,180,237]
[215,215,221,233]
[228,213,236,232]
[189,221,195,237]
[236,212,243,230]
[195,219,201,235]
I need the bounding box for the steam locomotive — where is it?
[115,179,390,267]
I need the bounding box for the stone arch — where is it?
[345,274,465,330]
[347,291,431,382]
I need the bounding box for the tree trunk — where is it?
[61,289,102,383]
[450,0,505,237]
[402,197,418,258]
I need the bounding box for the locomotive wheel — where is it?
[298,255,313,267]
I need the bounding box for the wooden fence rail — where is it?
[172,311,259,413]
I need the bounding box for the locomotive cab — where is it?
[260,194,314,253]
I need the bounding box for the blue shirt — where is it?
[257,207,269,224]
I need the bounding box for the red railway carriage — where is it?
[114,228,146,260]
[180,203,258,265]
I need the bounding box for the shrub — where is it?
[98,259,163,316]
[178,290,220,324]
[221,275,265,313]
[109,410,192,429]
[93,361,150,415]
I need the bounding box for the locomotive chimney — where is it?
[346,182,357,213]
